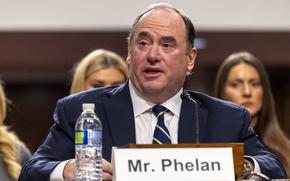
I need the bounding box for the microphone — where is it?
[180,91,200,143]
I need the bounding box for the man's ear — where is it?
[126,56,131,65]
[126,44,132,65]
[186,48,197,74]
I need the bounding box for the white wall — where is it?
[1,0,290,31]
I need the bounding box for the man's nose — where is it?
[148,44,161,63]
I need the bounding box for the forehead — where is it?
[134,9,186,39]
[228,63,260,79]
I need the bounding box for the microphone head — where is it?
[180,91,191,101]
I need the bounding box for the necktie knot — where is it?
[152,105,168,118]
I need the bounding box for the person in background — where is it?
[214,51,290,176]
[70,49,128,94]
[19,3,286,181]
[0,81,31,181]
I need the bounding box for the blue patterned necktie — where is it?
[152,105,172,144]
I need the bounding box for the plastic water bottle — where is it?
[75,103,102,181]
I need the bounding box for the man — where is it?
[19,3,286,181]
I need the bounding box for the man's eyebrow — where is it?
[136,32,177,44]
[160,36,176,42]
[136,31,152,39]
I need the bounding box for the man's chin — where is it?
[141,82,165,92]
[141,86,169,100]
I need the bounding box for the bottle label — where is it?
[75,130,101,145]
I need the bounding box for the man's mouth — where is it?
[143,67,163,77]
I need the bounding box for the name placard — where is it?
[112,147,235,181]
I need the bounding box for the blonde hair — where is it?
[0,82,22,181]
[70,49,128,94]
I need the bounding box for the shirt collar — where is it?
[129,80,182,118]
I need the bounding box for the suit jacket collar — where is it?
[102,82,208,145]
[103,82,136,146]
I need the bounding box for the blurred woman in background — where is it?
[214,51,290,176]
[0,82,31,181]
[70,49,128,94]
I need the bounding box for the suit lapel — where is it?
[103,83,136,146]
[178,99,208,143]
[102,85,209,145]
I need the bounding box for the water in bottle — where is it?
[75,103,102,181]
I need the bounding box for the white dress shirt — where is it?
[129,80,183,144]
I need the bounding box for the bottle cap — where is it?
[82,103,95,111]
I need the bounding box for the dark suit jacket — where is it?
[19,82,286,181]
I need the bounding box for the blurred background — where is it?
[1,0,290,152]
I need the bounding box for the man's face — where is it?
[127,9,196,103]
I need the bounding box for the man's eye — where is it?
[137,40,150,50]
[138,40,148,46]
[163,43,173,48]
[161,42,175,52]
